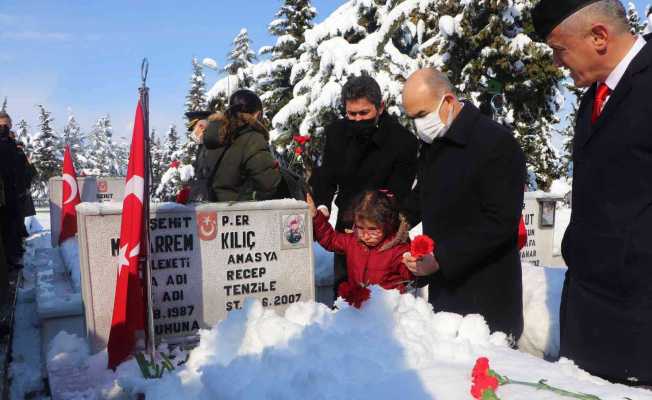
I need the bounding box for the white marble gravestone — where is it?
[520,192,565,267]
[76,200,315,353]
[49,176,125,246]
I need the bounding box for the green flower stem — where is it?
[503,378,603,400]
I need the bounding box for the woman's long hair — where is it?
[209,89,269,145]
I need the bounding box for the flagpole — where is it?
[140,58,156,358]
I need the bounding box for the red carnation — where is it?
[295,147,303,156]
[517,215,527,250]
[337,282,371,309]
[293,135,310,145]
[175,185,191,204]
[471,357,500,400]
[411,235,435,258]
[170,160,180,169]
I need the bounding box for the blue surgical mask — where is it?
[413,96,454,144]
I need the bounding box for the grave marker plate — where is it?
[520,193,564,267]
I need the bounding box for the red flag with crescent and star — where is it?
[107,100,147,369]
[59,145,81,244]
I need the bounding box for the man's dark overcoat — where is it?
[560,34,652,385]
[404,103,526,339]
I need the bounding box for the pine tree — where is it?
[62,111,86,171]
[85,115,122,176]
[627,2,647,34]
[225,28,257,80]
[208,28,258,111]
[559,84,585,178]
[259,0,316,121]
[161,124,180,167]
[186,57,208,116]
[15,119,32,152]
[150,129,164,197]
[31,105,61,199]
[1,97,6,112]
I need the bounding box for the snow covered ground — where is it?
[14,207,652,399]
[9,230,51,400]
[47,287,651,400]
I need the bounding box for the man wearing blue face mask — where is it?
[401,68,526,341]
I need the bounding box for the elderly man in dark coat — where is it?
[309,75,418,293]
[401,68,526,340]
[533,0,652,386]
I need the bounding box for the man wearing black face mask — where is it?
[309,75,418,297]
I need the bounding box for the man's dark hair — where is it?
[341,75,383,109]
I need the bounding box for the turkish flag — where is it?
[59,145,81,244]
[107,100,147,369]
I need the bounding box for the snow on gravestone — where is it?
[520,192,564,267]
[76,200,315,353]
[48,176,124,246]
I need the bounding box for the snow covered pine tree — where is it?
[270,0,565,189]
[84,115,123,176]
[31,105,62,200]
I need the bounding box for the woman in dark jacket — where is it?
[194,90,280,202]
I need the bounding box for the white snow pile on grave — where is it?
[49,287,651,400]
[61,237,82,291]
[518,263,565,359]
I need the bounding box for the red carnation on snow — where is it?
[175,185,191,204]
[169,160,180,169]
[293,135,310,145]
[471,357,500,399]
[337,282,371,309]
[410,235,435,258]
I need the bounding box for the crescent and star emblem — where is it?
[62,173,78,205]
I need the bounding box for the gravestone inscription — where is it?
[76,200,315,353]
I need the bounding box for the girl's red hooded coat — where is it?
[313,212,414,292]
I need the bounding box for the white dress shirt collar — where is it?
[604,35,647,91]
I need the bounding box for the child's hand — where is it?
[306,193,317,218]
[403,252,440,276]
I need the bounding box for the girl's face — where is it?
[354,217,385,247]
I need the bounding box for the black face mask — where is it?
[0,125,9,138]
[348,117,378,141]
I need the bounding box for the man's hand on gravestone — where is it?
[403,252,439,276]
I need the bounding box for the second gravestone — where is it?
[76,200,315,353]
[49,176,125,246]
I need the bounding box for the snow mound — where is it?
[136,287,508,399]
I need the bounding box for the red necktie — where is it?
[591,83,611,124]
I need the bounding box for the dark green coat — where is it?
[200,121,280,202]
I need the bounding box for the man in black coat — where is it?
[0,111,25,268]
[533,0,652,386]
[401,68,525,340]
[309,75,418,292]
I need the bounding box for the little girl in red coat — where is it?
[308,190,414,293]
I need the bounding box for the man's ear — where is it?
[590,23,609,53]
[378,101,386,115]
